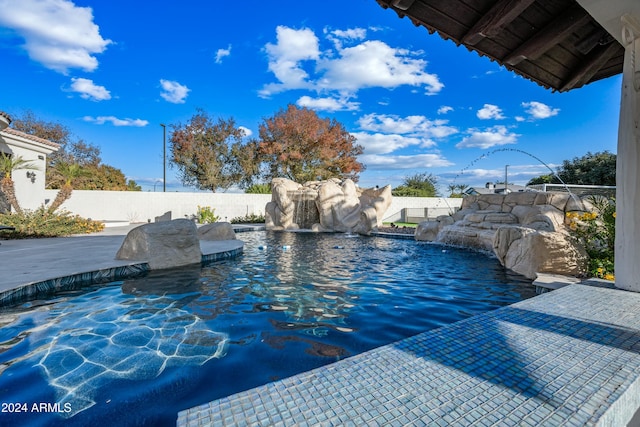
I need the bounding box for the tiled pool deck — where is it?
[2,225,639,426]
[179,282,640,427]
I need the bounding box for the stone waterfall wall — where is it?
[265,178,392,235]
[416,192,589,280]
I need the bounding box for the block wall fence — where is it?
[43,190,463,224]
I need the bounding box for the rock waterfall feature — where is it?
[416,192,589,280]
[265,178,392,235]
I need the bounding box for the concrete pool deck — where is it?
[2,226,639,426]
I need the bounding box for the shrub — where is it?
[0,207,105,238]
[230,213,265,224]
[245,183,271,194]
[566,196,615,280]
[196,205,219,224]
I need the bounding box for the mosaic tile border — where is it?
[1,247,244,308]
[370,231,415,240]
[0,263,149,307]
[233,225,266,233]
[202,247,244,264]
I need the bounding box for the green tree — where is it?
[257,104,364,183]
[10,110,139,191]
[77,164,136,190]
[392,173,439,197]
[230,138,261,189]
[126,179,142,191]
[245,183,271,194]
[10,110,72,147]
[447,183,469,198]
[527,174,554,185]
[47,161,87,213]
[0,152,39,214]
[527,151,616,186]
[170,109,252,192]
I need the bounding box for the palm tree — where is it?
[47,161,86,213]
[456,184,469,195]
[0,152,39,214]
[447,184,457,197]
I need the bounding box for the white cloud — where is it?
[438,106,453,115]
[325,27,366,49]
[259,26,320,96]
[160,79,190,104]
[238,126,253,137]
[456,126,519,149]
[328,28,366,41]
[296,95,359,112]
[522,101,559,119]
[359,153,453,170]
[515,116,525,122]
[477,104,505,120]
[0,0,111,74]
[260,26,443,98]
[318,40,443,95]
[215,45,231,64]
[351,132,427,155]
[83,116,148,127]
[357,113,457,139]
[70,77,110,101]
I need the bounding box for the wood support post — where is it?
[615,14,640,292]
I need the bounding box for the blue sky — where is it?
[0,0,621,193]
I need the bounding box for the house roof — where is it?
[466,184,528,195]
[1,128,61,150]
[374,0,624,92]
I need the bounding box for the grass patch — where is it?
[383,222,417,228]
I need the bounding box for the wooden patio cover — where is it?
[374,0,624,92]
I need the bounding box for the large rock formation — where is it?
[265,178,392,235]
[416,192,588,279]
[116,219,202,269]
[198,222,236,240]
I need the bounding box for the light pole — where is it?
[505,164,509,194]
[160,123,166,192]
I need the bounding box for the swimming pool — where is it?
[0,231,536,426]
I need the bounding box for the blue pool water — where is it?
[0,231,536,426]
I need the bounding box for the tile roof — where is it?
[0,127,61,150]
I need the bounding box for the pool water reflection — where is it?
[0,231,536,426]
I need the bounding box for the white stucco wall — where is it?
[0,132,56,211]
[43,189,463,224]
[45,190,273,222]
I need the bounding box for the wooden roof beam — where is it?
[560,42,620,92]
[462,0,536,46]
[392,0,415,11]
[504,4,591,66]
[575,28,611,54]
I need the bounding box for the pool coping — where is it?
[0,225,258,308]
[0,245,245,307]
